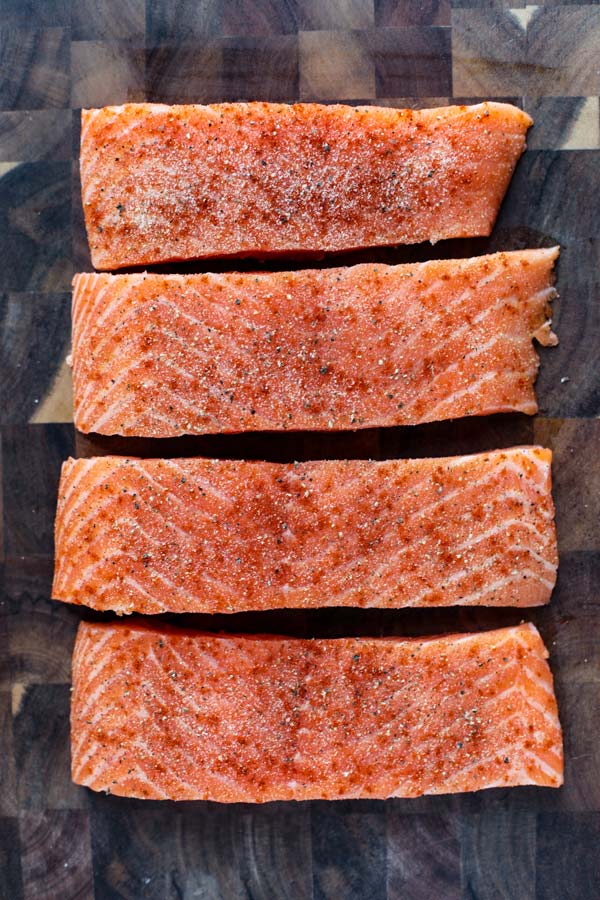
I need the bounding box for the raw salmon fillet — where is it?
[53,447,557,615]
[71,620,563,802]
[80,101,532,270]
[71,248,558,437]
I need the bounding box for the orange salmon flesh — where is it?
[80,101,532,269]
[53,447,557,615]
[71,621,563,802]
[71,248,558,437]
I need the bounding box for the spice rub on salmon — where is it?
[71,621,564,802]
[80,101,532,270]
[71,248,558,438]
[53,447,557,615]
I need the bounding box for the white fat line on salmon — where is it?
[158,459,235,505]
[70,629,122,690]
[56,496,202,580]
[300,514,552,607]
[522,664,556,696]
[402,332,528,411]
[74,639,142,722]
[387,289,518,366]
[423,744,557,794]
[453,518,552,551]
[64,546,197,609]
[79,552,219,610]
[54,458,97,527]
[405,568,554,609]
[78,356,203,431]
[75,338,197,416]
[73,279,142,352]
[74,291,248,387]
[422,369,535,421]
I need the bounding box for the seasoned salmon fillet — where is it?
[71,621,563,802]
[71,248,558,437]
[53,447,557,615]
[80,101,532,269]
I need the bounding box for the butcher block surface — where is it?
[1,1,599,898]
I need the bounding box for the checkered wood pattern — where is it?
[0,1,599,897]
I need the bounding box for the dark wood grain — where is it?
[375,0,450,28]
[1,1,598,897]
[460,809,537,900]
[0,28,70,109]
[71,0,145,42]
[14,685,84,810]
[495,150,600,249]
[71,159,93,273]
[0,292,70,425]
[0,1,70,27]
[452,7,600,97]
[528,8,600,97]
[2,425,73,557]
[452,10,530,98]
[534,243,600,419]
[19,810,93,900]
[0,436,3,564]
[533,419,600,551]
[312,808,387,900]
[0,163,71,292]
[7,588,79,686]
[0,693,18,817]
[220,35,299,100]
[220,0,299,37]
[91,800,314,899]
[71,42,145,108]
[177,804,313,899]
[300,30,375,100]
[371,26,452,96]
[0,111,71,162]
[300,0,374,32]
[536,813,600,900]
[146,0,223,41]
[0,817,23,900]
[0,593,10,690]
[90,802,188,899]
[386,811,460,899]
[524,97,600,150]
[145,42,223,103]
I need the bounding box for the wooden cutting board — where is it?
[0,2,599,898]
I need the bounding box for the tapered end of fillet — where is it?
[531,245,560,347]
[534,321,559,347]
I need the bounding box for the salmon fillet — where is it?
[71,620,563,802]
[53,447,557,615]
[80,101,532,270]
[71,248,558,437]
